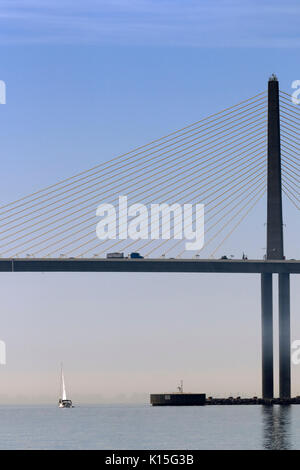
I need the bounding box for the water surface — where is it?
[0,404,297,449]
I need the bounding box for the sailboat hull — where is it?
[58,399,73,408]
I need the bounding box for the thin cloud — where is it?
[0,0,299,47]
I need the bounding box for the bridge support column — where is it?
[279,273,291,398]
[261,273,274,399]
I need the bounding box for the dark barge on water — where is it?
[150,394,300,406]
[151,393,206,406]
[150,382,300,406]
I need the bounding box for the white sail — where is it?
[61,366,67,401]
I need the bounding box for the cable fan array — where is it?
[0,91,270,259]
[279,91,300,211]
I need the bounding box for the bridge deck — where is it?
[0,258,299,273]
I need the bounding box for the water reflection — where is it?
[262,405,292,450]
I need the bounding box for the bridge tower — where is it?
[261,75,290,399]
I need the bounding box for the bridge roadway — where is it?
[0,257,299,273]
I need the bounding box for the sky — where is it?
[0,0,300,403]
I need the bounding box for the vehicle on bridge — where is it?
[106,252,125,259]
[129,252,144,259]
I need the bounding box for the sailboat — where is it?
[58,364,73,408]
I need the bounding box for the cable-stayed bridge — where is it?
[0,76,299,400]
[0,88,270,259]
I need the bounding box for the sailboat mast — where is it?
[60,363,63,398]
[61,363,67,400]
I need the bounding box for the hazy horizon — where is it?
[0,1,300,403]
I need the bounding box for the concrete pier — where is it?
[267,76,283,261]
[264,75,289,400]
[279,273,291,398]
[261,273,274,399]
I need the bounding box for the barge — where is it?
[150,393,206,406]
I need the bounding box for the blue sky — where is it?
[0,1,300,402]
[0,0,300,48]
